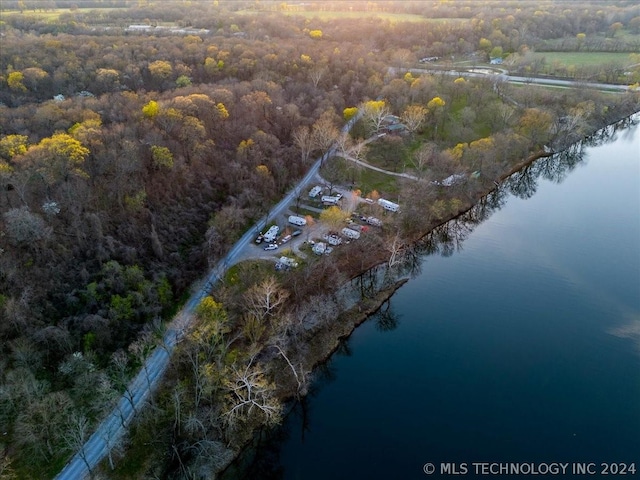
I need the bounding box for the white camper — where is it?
[309,186,322,198]
[312,242,327,255]
[288,215,307,226]
[278,256,299,268]
[321,195,340,205]
[366,216,383,227]
[341,227,361,240]
[377,198,400,212]
[322,233,342,246]
[263,225,279,243]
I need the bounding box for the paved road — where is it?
[393,66,632,92]
[336,150,420,181]
[54,112,362,480]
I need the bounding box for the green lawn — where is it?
[534,51,635,68]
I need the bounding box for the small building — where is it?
[382,114,402,125]
[377,198,400,212]
[309,186,322,198]
[385,123,407,135]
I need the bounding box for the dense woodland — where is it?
[0,1,639,478]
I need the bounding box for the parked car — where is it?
[292,229,302,237]
[255,234,264,244]
[280,234,292,244]
[264,243,278,251]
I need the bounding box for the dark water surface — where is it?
[233,118,640,480]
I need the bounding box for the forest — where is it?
[0,1,639,479]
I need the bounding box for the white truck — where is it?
[377,198,400,212]
[341,227,361,240]
[263,225,279,243]
[288,215,307,226]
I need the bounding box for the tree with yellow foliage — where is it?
[319,205,347,232]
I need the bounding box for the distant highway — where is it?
[54,111,361,480]
[393,66,632,92]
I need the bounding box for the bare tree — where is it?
[385,232,407,267]
[362,100,391,136]
[401,104,428,134]
[110,350,137,417]
[309,66,327,88]
[63,412,92,475]
[272,345,309,398]
[311,111,341,159]
[244,277,290,324]
[292,125,313,165]
[222,356,281,429]
[99,420,126,471]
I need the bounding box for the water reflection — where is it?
[220,114,639,480]
[372,300,401,332]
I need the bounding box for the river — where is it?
[226,116,640,480]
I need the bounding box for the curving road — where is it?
[54,113,361,480]
[392,66,633,92]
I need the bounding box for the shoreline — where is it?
[215,108,640,478]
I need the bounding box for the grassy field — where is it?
[0,7,126,21]
[534,51,635,67]
[238,9,468,23]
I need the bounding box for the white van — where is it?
[288,215,307,226]
[263,225,279,243]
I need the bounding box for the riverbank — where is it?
[214,107,640,478]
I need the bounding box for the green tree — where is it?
[176,75,192,88]
[490,46,503,59]
[150,145,174,170]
